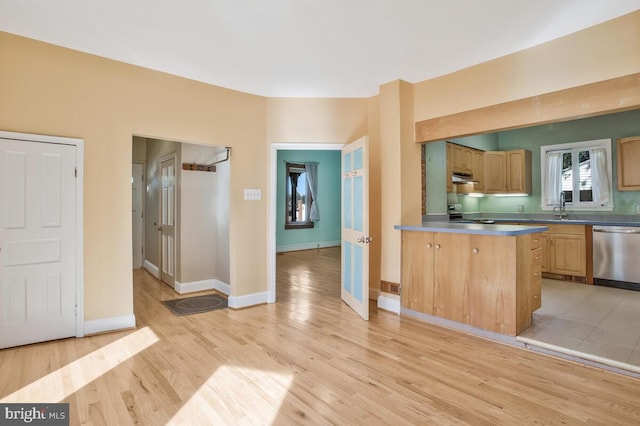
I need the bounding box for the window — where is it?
[541,139,613,211]
[285,163,314,229]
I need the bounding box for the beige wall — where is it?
[0,31,267,320]
[413,10,640,121]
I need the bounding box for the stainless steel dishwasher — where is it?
[593,226,640,291]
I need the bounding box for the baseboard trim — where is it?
[377,293,401,315]
[84,314,136,335]
[228,291,269,309]
[143,260,159,278]
[174,278,230,295]
[276,240,340,253]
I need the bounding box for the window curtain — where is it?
[591,147,611,206]
[544,152,563,206]
[305,162,319,222]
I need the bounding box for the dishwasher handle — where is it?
[593,228,640,234]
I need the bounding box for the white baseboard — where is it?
[276,240,340,253]
[228,291,269,309]
[143,260,159,278]
[84,314,136,335]
[377,294,401,315]
[174,278,230,295]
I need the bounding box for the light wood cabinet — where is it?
[542,224,587,278]
[472,149,484,192]
[451,144,473,175]
[484,151,506,193]
[401,230,536,335]
[617,136,640,191]
[401,231,434,315]
[446,142,453,193]
[483,149,531,194]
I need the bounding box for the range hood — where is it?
[452,172,478,184]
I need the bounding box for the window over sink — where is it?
[541,138,613,211]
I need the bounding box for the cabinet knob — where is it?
[426,243,432,248]
[472,248,479,254]
[435,244,441,249]
[534,295,539,299]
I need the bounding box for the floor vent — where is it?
[381,281,400,295]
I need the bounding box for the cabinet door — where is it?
[506,150,531,194]
[401,232,434,314]
[472,150,484,192]
[483,151,506,193]
[468,234,518,334]
[446,143,453,193]
[617,136,640,191]
[433,233,470,323]
[452,144,472,174]
[549,234,586,276]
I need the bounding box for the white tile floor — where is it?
[519,279,640,370]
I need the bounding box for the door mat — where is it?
[161,294,228,316]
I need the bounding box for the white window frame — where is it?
[540,138,613,211]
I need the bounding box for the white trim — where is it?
[143,259,160,278]
[517,336,640,375]
[174,278,230,295]
[228,291,269,309]
[540,138,613,211]
[269,143,344,304]
[276,240,340,253]
[84,314,136,335]
[377,293,401,315]
[0,131,85,338]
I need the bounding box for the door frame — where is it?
[0,130,84,337]
[132,161,145,269]
[268,143,343,303]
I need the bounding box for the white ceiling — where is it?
[1,0,639,97]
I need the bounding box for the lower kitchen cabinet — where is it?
[401,230,538,335]
[543,224,587,279]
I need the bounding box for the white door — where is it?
[0,138,77,348]
[132,163,144,269]
[341,136,370,320]
[160,156,176,287]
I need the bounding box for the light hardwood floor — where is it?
[2,246,640,424]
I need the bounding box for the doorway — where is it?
[132,136,231,295]
[269,143,343,303]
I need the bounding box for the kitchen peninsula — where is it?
[395,222,547,336]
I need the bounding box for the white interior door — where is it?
[341,136,370,320]
[132,163,144,269]
[160,156,176,287]
[0,138,77,348]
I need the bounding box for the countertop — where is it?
[394,222,548,236]
[459,215,640,227]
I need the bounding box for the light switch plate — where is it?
[244,188,261,201]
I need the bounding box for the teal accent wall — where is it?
[481,109,640,215]
[276,150,342,249]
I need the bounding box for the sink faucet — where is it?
[553,192,568,219]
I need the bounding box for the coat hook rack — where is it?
[182,147,231,172]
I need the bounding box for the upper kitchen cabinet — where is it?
[472,149,484,192]
[451,143,473,175]
[617,135,640,191]
[484,149,531,195]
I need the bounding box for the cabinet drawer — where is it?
[530,233,543,250]
[544,224,585,235]
[531,280,542,311]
